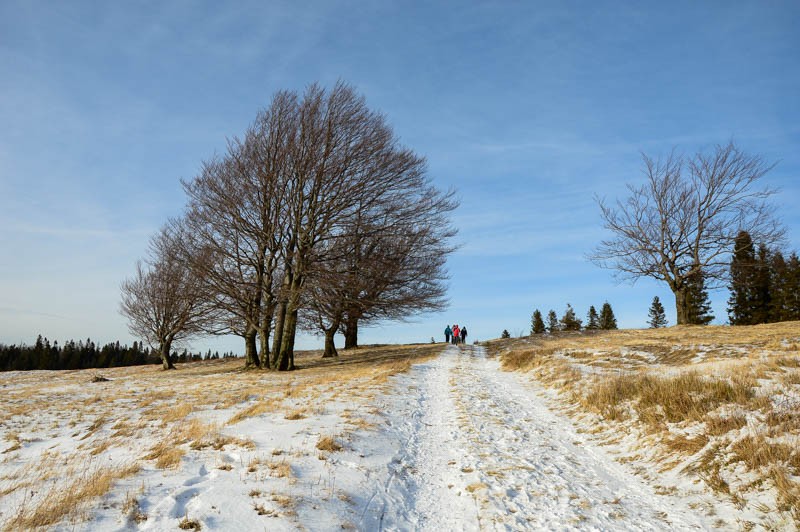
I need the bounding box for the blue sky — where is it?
[1,1,798,353]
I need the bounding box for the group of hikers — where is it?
[444,324,468,345]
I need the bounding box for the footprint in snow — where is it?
[170,487,202,517]
[183,464,209,486]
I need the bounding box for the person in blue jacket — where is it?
[444,325,452,344]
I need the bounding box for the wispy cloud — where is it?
[7,223,149,240]
[0,306,74,321]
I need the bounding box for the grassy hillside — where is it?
[488,322,800,528]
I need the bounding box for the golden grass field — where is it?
[0,343,441,531]
[489,321,800,528]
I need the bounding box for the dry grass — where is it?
[226,398,279,425]
[267,460,292,478]
[161,403,194,424]
[706,414,748,436]
[178,515,202,530]
[3,461,140,531]
[664,433,709,455]
[316,435,343,452]
[144,439,186,470]
[284,409,307,420]
[583,371,762,429]
[729,434,799,473]
[111,418,141,438]
[80,415,108,440]
[465,482,486,493]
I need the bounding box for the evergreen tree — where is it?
[501,329,511,339]
[559,303,582,331]
[786,253,800,321]
[586,306,599,330]
[685,270,714,325]
[599,302,617,330]
[728,231,759,325]
[647,296,668,328]
[531,309,545,335]
[769,251,789,322]
[546,310,559,333]
[728,231,756,325]
[750,244,773,324]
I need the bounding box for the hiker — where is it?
[444,325,452,344]
[460,326,467,344]
[452,324,460,345]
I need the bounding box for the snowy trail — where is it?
[368,345,712,531]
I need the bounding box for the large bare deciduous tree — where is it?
[590,142,784,324]
[131,81,457,371]
[119,221,215,369]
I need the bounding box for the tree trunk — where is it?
[343,316,358,349]
[275,276,302,371]
[159,338,175,370]
[322,328,338,358]
[244,327,259,368]
[322,316,341,358]
[258,300,274,369]
[276,306,298,370]
[271,300,286,368]
[258,328,270,369]
[674,286,689,325]
[271,270,292,368]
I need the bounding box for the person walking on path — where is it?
[444,325,452,344]
[452,324,460,345]
[460,326,467,344]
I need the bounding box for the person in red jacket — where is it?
[452,324,460,345]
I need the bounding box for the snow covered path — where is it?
[366,344,712,531]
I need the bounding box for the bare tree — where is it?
[271,82,441,370]
[590,142,784,324]
[120,221,215,369]
[169,81,455,370]
[181,92,295,368]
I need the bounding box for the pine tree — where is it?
[728,231,759,325]
[599,302,617,330]
[769,251,789,322]
[546,310,559,333]
[750,245,772,324]
[501,329,511,339]
[531,309,545,335]
[586,306,599,330]
[786,253,800,321]
[648,296,668,328]
[560,303,582,331]
[685,270,714,325]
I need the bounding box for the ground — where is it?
[1,331,798,530]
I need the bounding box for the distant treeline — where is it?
[0,335,238,372]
